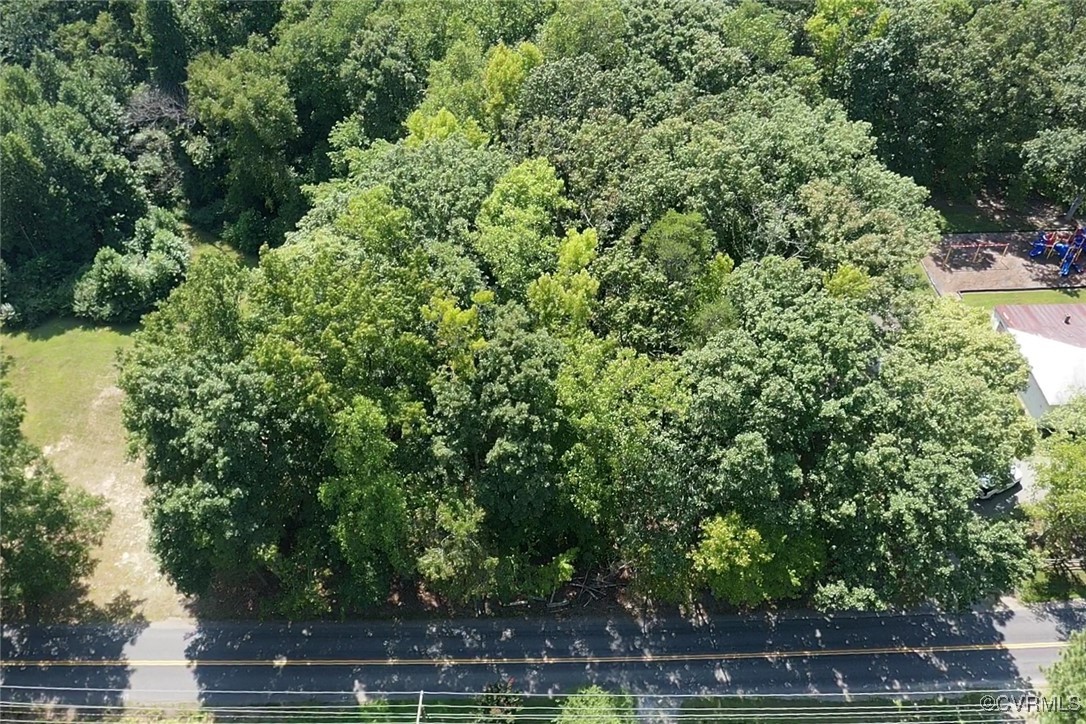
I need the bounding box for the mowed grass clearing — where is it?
[1,318,187,621]
[960,289,1085,309]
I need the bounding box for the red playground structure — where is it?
[1029,227,1086,277]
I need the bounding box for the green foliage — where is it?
[472,680,524,724]
[1033,396,1086,566]
[838,0,972,187]
[835,0,1086,193]
[691,513,823,607]
[541,0,628,68]
[472,158,570,293]
[0,370,111,617]
[1025,127,1086,214]
[271,0,374,154]
[135,0,188,94]
[594,212,733,353]
[0,62,145,279]
[527,228,600,332]
[72,209,190,323]
[319,396,411,608]
[405,108,488,148]
[187,42,302,248]
[555,687,634,724]
[805,0,887,90]
[83,0,1043,616]
[317,134,510,245]
[1043,630,1086,724]
[482,41,543,130]
[416,499,501,604]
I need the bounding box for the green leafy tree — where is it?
[691,513,823,608]
[1026,128,1086,220]
[0,371,111,618]
[555,687,633,724]
[271,0,374,160]
[527,228,600,333]
[404,108,488,148]
[430,303,572,552]
[673,262,1032,609]
[471,157,570,293]
[961,0,1083,185]
[187,42,302,249]
[541,0,628,68]
[0,63,146,324]
[416,499,501,604]
[72,209,190,323]
[594,211,733,353]
[838,0,973,188]
[482,41,542,130]
[414,31,488,127]
[1033,395,1086,566]
[806,0,887,91]
[319,396,412,608]
[1043,630,1086,724]
[136,0,188,94]
[556,335,689,582]
[311,133,510,246]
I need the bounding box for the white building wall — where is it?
[1019,371,1051,420]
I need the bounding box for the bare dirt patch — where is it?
[922,232,1086,296]
[2,319,189,622]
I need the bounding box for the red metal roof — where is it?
[994,303,1086,347]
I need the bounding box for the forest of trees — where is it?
[2,0,1084,617]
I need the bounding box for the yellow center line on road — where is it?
[0,640,1066,668]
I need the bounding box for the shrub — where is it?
[72,209,189,323]
[0,253,79,328]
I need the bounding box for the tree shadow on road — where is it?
[1,591,148,717]
[176,603,1049,719]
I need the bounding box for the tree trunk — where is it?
[1066,191,1083,221]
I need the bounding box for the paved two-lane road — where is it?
[2,601,1084,708]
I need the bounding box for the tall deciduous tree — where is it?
[187,42,302,250]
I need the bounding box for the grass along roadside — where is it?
[1,318,187,621]
[0,694,1019,723]
[960,289,1084,309]
[681,694,1016,723]
[1019,567,1086,604]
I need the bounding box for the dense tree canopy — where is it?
[4,0,1059,616]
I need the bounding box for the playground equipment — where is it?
[1028,228,1085,276]
[1059,227,1085,277]
[941,239,1011,263]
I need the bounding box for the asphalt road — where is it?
[2,601,1084,709]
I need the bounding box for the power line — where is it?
[0,684,1041,697]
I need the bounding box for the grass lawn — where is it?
[1019,567,1086,604]
[909,262,938,296]
[183,222,259,268]
[960,289,1084,309]
[1,318,186,621]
